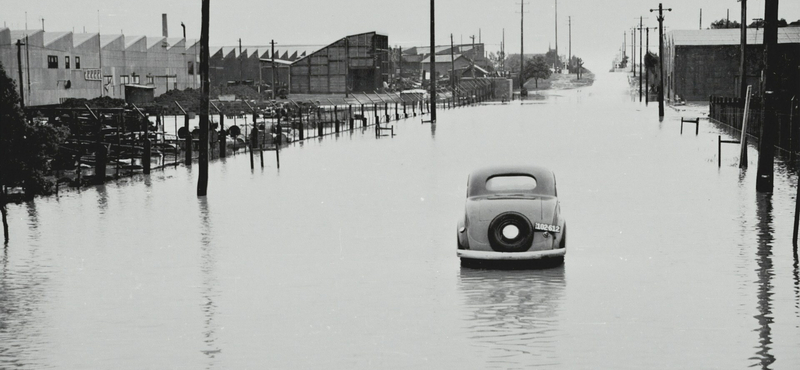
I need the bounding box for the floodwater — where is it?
[2,72,800,369]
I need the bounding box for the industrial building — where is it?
[402,43,489,78]
[663,27,800,101]
[207,31,390,95]
[0,23,199,106]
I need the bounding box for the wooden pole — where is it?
[650,3,671,118]
[738,85,752,168]
[756,0,779,193]
[197,0,209,196]
[429,0,436,123]
[739,0,747,99]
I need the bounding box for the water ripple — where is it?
[458,266,565,367]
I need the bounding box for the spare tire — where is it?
[488,212,533,252]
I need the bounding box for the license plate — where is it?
[534,223,561,233]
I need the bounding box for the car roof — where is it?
[467,165,556,197]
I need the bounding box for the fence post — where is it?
[349,104,354,130]
[335,105,340,133]
[317,107,323,137]
[361,104,365,127]
[184,114,192,165]
[374,103,379,124]
[298,107,305,140]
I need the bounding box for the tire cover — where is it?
[488,211,534,252]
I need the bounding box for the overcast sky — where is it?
[3,0,799,70]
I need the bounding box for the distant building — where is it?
[288,32,389,94]
[663,27,800,101]
[402,43,489,78]
[0,27,199,106]
[420,54,471,77]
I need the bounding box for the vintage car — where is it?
[457,166,566,264]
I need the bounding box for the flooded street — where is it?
[2,72,800,369]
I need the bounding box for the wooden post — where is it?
[218,110,226,158]
[360,104,365,127]
[275,119,280,169]
[197,0,210,196]
[249,127,256,169]
[756,0,779,193]
[317,107,323,136]
[335,105,340,133]
[718,135,722,167]
[739,86,752,168]
[347,105,353,130]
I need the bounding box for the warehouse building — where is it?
[288,31,389,94]
[0,26,199,106]
[663,27,800,101]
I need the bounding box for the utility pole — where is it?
[645,26,657,105]
[638,17,643,101]
[469,35,476,78]
[429,0,436,122]
[739,0,747,99]
[238,38,243,84]
[502,28,505,75]
[631,28,636,75]
[197,0,210,197]
[568,16,571,72]
[521,8,525,87]
[450,33,456,99]
[650,3,672,118]
[16,40,25,111]
[270,40,276,98]
[554,0,558,70]
[699,8,702,29]
[756,0,779,193]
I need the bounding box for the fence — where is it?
[22,81,496,188]
[709,95,799,154]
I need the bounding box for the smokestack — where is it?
[162,14,168,37]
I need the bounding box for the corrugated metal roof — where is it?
[669,27,800,46]
[420,53,464,64]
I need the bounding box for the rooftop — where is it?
[668,27,800,46]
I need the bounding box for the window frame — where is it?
[75,56,81,69]
[47,55,59,69]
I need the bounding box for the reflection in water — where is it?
[198,198,221,366]
[0,202,49,368]
[458,266,565,367]
[752,193,775,369]
[430,121,436,138]
[96,185,109,215]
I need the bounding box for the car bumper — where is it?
[457,248,565,260]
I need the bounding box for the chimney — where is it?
[162,14,168,37]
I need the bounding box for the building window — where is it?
[147,76,154,84]
[75,57,81,69]
[47,55,58,69]
[120,75,130,85]
[65,56,70,69]
[188,61,194,75]
[132,75,140,84]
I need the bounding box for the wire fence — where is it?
[709,95,800,154]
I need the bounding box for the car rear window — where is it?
[485,175,537,193]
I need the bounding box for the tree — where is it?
[0,61,69,242]
[545,48,560,69]
[710,19,741,29]
[522,56,552,88]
